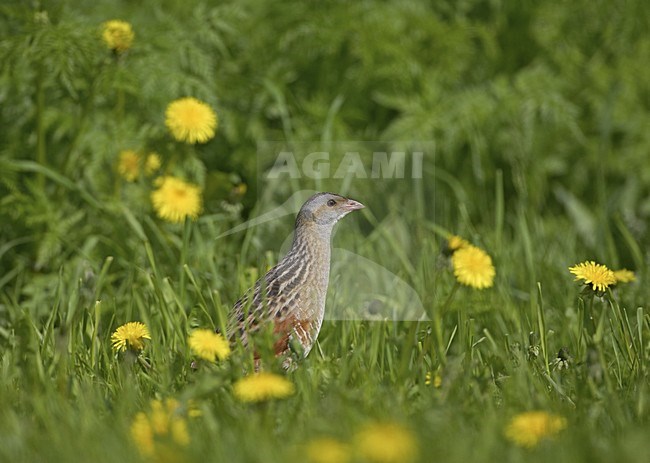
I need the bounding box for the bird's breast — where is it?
[278,236,332,352]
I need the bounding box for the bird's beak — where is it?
[342,199,365,211]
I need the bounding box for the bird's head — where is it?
[297,192,364,228]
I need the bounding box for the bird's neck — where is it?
[290,222,333,263]
[289,223,332,321]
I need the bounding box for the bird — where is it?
[227,192,364,365]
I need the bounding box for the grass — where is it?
[1,183,647,463]
[1,1,649,462]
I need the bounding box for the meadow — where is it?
[1,1,649,462]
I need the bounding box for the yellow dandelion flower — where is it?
[101,20,134,53]
[451,244,495,289]
[165,97,217,144]
[117,149,141,182]
[355,422,418,463]
[131,399,191,459]
[111,321,151,352]
[233,183,247,197]
[144,152,162,176]
[151,176,202,223]
[130,412,155,456]
[447,235,469,253]
[504,411,567,448]
[188,329,231,362]
[304,437,351,463]
[170,418,190,447]
[150,399,174,435]
[569,261,616,292]
[612,268,636,284]
[187,400,203,418]
[233,372,295,403]
[425,371,442,388]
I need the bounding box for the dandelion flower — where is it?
[233,372,295,402]
[131,412,155,456]
[612,269,636,284]
[569,261,616,292]
[111,321,150,352]
[165,97,217,144]
[144,152,162,176]
[117,149,141,182]
[150,399,190,446]
[101,20,134,53]
[304,437,351,463]
[445,235,469,255]
[188,329,231,362]
[151,176,202,223]
[131,398,190,458]
[355,422,418,463]
[232,183,247,197]
[187,400,203,418]
[451,245,495,289]
[504,411,567,448]
[425,371,442,388]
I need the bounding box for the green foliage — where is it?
[0,1,649,462]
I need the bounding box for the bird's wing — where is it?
[227,256,312,352]
[228,263,287,338]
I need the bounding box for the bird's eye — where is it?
[327,199,336,207]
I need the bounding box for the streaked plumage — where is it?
[228,192,364,361]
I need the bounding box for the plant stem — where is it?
[35,70,46,189]
[116,88,125,122]
[63,70,101,175]
[588,293,596,337]
[180,218,192,304]
[441,281,459,313]
[432,281,459,364]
